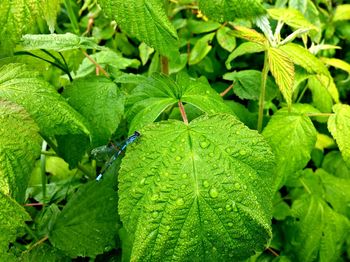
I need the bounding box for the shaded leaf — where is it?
[199,0,266,22]
[328,104,350,168]
[98,0,179,58]
[262,106,317,188]
[226,42,265,70]
[119,114,275,261]
[322,151,350,179]
[189,33,215,65]
[333,4,350,22]
[216,27,236,52]
[0,100,41,202]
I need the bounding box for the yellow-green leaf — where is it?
[320,57,350,74]
[333,4,350,22]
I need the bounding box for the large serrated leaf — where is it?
[98,0,179,58]
[119,114,275,261]
[63,76,125,147]
[262,106,317,188]
[0,192,31,255]
[328,104,350,168]
[225,42,265,69]
[0,100,41,202]
[126,73,231,132]
[20,33,105,51]
[198,0,266,22]
[285,195,349,262]
[0,0,62,55]
[0,63,90,138]
[268,47,295,107]
[49,177,119,258]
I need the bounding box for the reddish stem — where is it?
[220,84,233,97]
[267,247,279,257]
[24,203,44,207]
[82,50,110,78]
[178,101,188,125]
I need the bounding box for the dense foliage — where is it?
[0,0,350,261]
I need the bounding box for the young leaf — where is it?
[333,4,350,22]
[119,114,275,261]
[198,0,266,22]
[0,100,41,202]
[216,27,236,52]
[320,57,350,75]
[20,33,105,51]
[0,192,31,254]
[63,76,125,147]
[126,73,231,132]
[189,33,215,65]
[226,42,265,69]
[49,177,119,258]
[262,106,317,188]
[328,104,350,168]
[98,0,179,58]
[268,47,295,107]
[285,195,349,262]
[223,70,278,101]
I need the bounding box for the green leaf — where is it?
[322,151,350,179]
[0,64,90,138]
[187,19,221,34]
[0,192,31,254]
[0,0,62,56]
[49,178,119,257]
[216,26,236,52]
[119,114,275,261]
[198,0,266,22]
[226,42,265,70]
[189,33,215,65]
[139,42,155,66]
[20,244,70,262]
[307,76,333,114]
[320,57,350,74]
[333,4,350,22]
[63,76,125,147]
[126,73,231,132]
[74,50,140,79]
[20,33,105,51]
[272,192,291,220]
[262,106,317,188]
[285,195,349,262]
[223,70,278,101]
[268,47,295,107]
[0,100,41,202]
[279,43,329,76]
[328,104,350,168]
[267,8,318,31]
[98,0,179,58]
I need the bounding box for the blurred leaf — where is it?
[99,0,179,58]
[216,27,236,52]
[0,100,41,202]
[268,47,295,107]
[226,42,265,69]
[20,33,105,51]
[189,33,215,65]
[333,4,350,22]
[199,0,266,22]
[119,114,275,261]
[320,57,350,74]
[328,104,350,168]
[138,42,155,66]
[49,178,119,258]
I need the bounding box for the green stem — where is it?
[296,83,308,103]
[40,141,48,204]
[257,52,269,133]
[63,0,80,34]
[58,52,73,81]
[24,224,38,241]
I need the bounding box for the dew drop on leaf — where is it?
[152,211,159,218]
[175,156,182,161]
[181,173,188,179]
[200,141,209,148]
[209,188,219,198]
[203,180,210,188]
[176,198,184,206]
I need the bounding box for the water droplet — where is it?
[140,178,146,185]
[206,90,210,94]
[218,208,223,212]
[209,188,219,198]
[182,173,188,179]
[164,172,169,177]
[226,204,232,211]
[228,222,233,227]
[225,148,231,153]
[171,148,176,152]
[152,211,159,218]
[181,185,186,189]
[232,201,238,211]
[151,194,159,201]
[176,198,184,206]
[208,152,214,157]
[200,141,209,148]
[175,156,182,161]
[234,183,241,190]
[203,180,210,188]
[239,150,246,156]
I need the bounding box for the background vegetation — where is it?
[0,0,350,261]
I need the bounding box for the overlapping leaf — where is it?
[126,73,232,132]
[226,42,265,69]
[263,106,317,188]
[98,0,179,58]
[0,100,41,202]
[199,0,266,22]
[119,114,275,261]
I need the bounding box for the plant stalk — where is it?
[178,101,188,125]
[257,52,269,133]
[40,141,48,204]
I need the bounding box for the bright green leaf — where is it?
[199,0,266,22]
[333,4,350,22]
[268,47,295,107]
[223,70,278,101]
[226,42,265,69]
[263,107,317,188]
[216,26,236,52]
[98,0,179,58]
[20,33,105,51]
[320,57,350,74]
[328,104,350,168]
[308,76,333,114]
[169,54,188,75]
[139,42,155,66]
[231,26,268,45]
[119,114,275,261]
[0,100,41,202]
[189,33,215,65]
[63,76,125,147]
[49,178,119,257]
